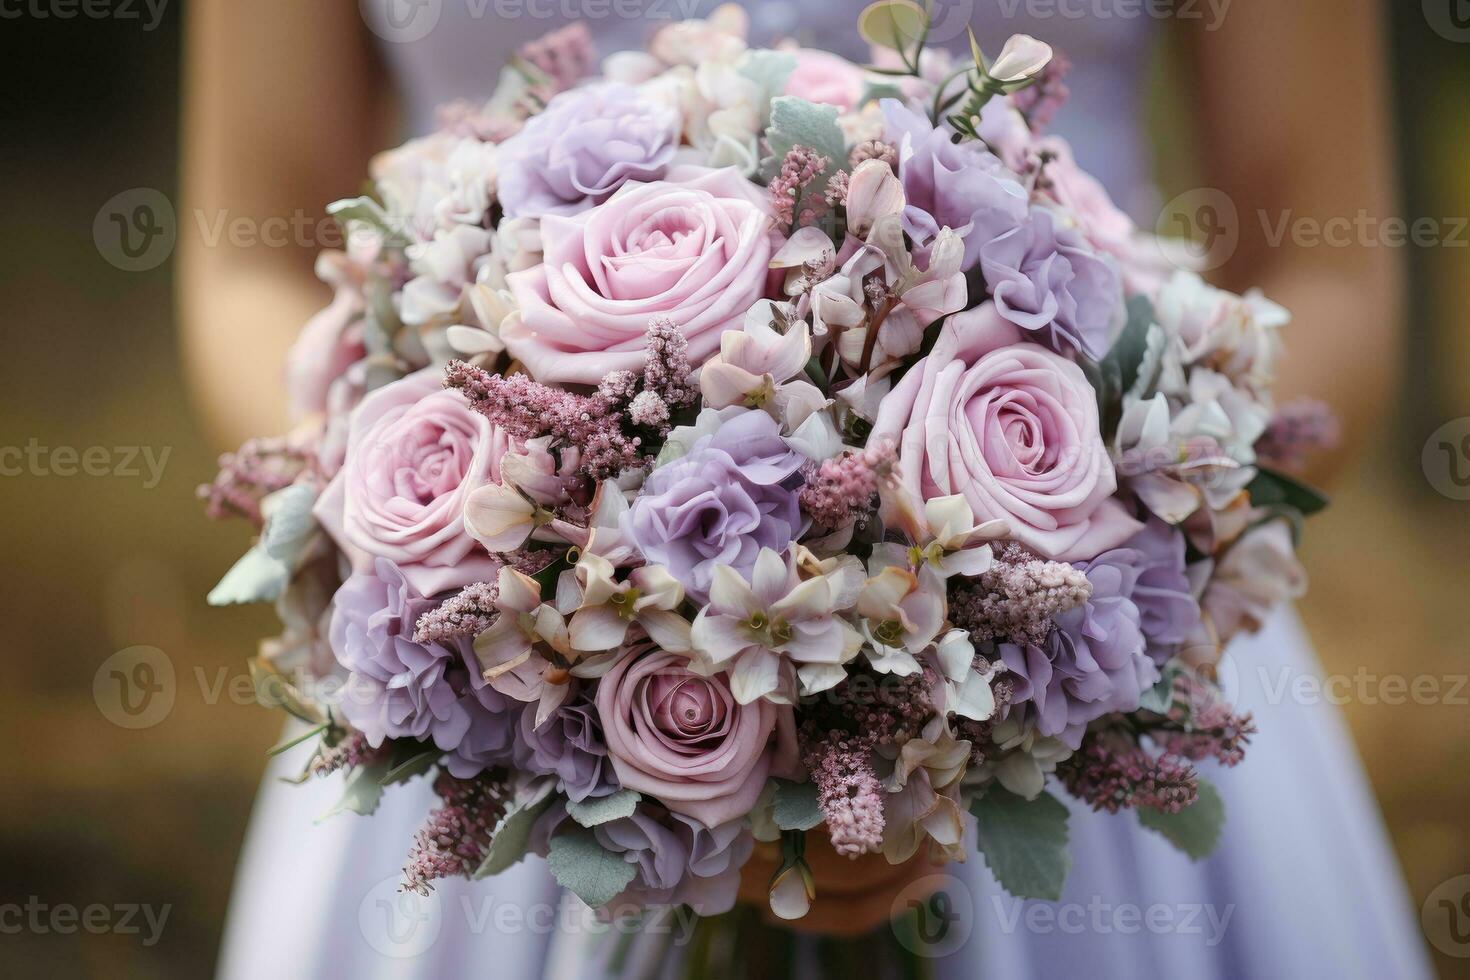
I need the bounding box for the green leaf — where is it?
[1103,296,1156,395]
[207,543,289,606]
[267,722,328,757]
[380,748,439,787]
[1138,779,1225,860]
[1138,662,1185,715]
[261,484,318,565]
[566,789,641,828]
[858,80,905,106]
[971,787,1072,900]
[1247,466,1330,517]
[857,0,928,53]
[547,828,638,908]
[772,779,824,831]
[530,551,572,598]
[474,785,555,878]
[760,97,847,192]
[317,760,390,821]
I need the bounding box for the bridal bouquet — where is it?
[202,3,1335,924]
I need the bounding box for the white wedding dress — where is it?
[217,3,1431,977]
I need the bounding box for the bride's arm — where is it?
[1183,0,1401,485]
[179,0,391,449]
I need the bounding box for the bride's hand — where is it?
[734,834,938,937]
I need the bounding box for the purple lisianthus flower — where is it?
[622,409,804,602]
[330,558,515,775]
[512,692,617,803]
[978,205,1123,360]
[496,82,681,219]
[1126,516,1202,665]
[999,546,1156,748]
[881,98,1028,272]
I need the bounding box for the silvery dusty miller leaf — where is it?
[547,828,637,909]
[207,543,289,606]
[739,50,795,125]
[772,779,824,831]
[760,97,846,189]
[566,789,641,828]
[261,484,317,564]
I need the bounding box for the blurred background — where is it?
[0,1,1466,976]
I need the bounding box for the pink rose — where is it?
[872,304,1141,561]
[503,167,774,384]
[315,368,511,595]
[596,647,799,827]
[783,49,866,111]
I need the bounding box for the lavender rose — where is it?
[331,558,515,775]
[595,646,799,827]
[622,409,803,603]
[496,82,681,219]
[999,545,1155,748]
[872,304,1141,562]
[503,167,774,384]
[314,368,511,595]
[882,99,1028,271]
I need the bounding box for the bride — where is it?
[181,1,1430,976]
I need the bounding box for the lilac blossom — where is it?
[1057,728,1198,814]
[950,541,1093,648]
[1256,397,1340,472]
[803,730,885,857]
[496,83,680,219]
[444,358,647,480]
[769,144,831,229]
[402,772,510,894]
[198,436,310,527]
